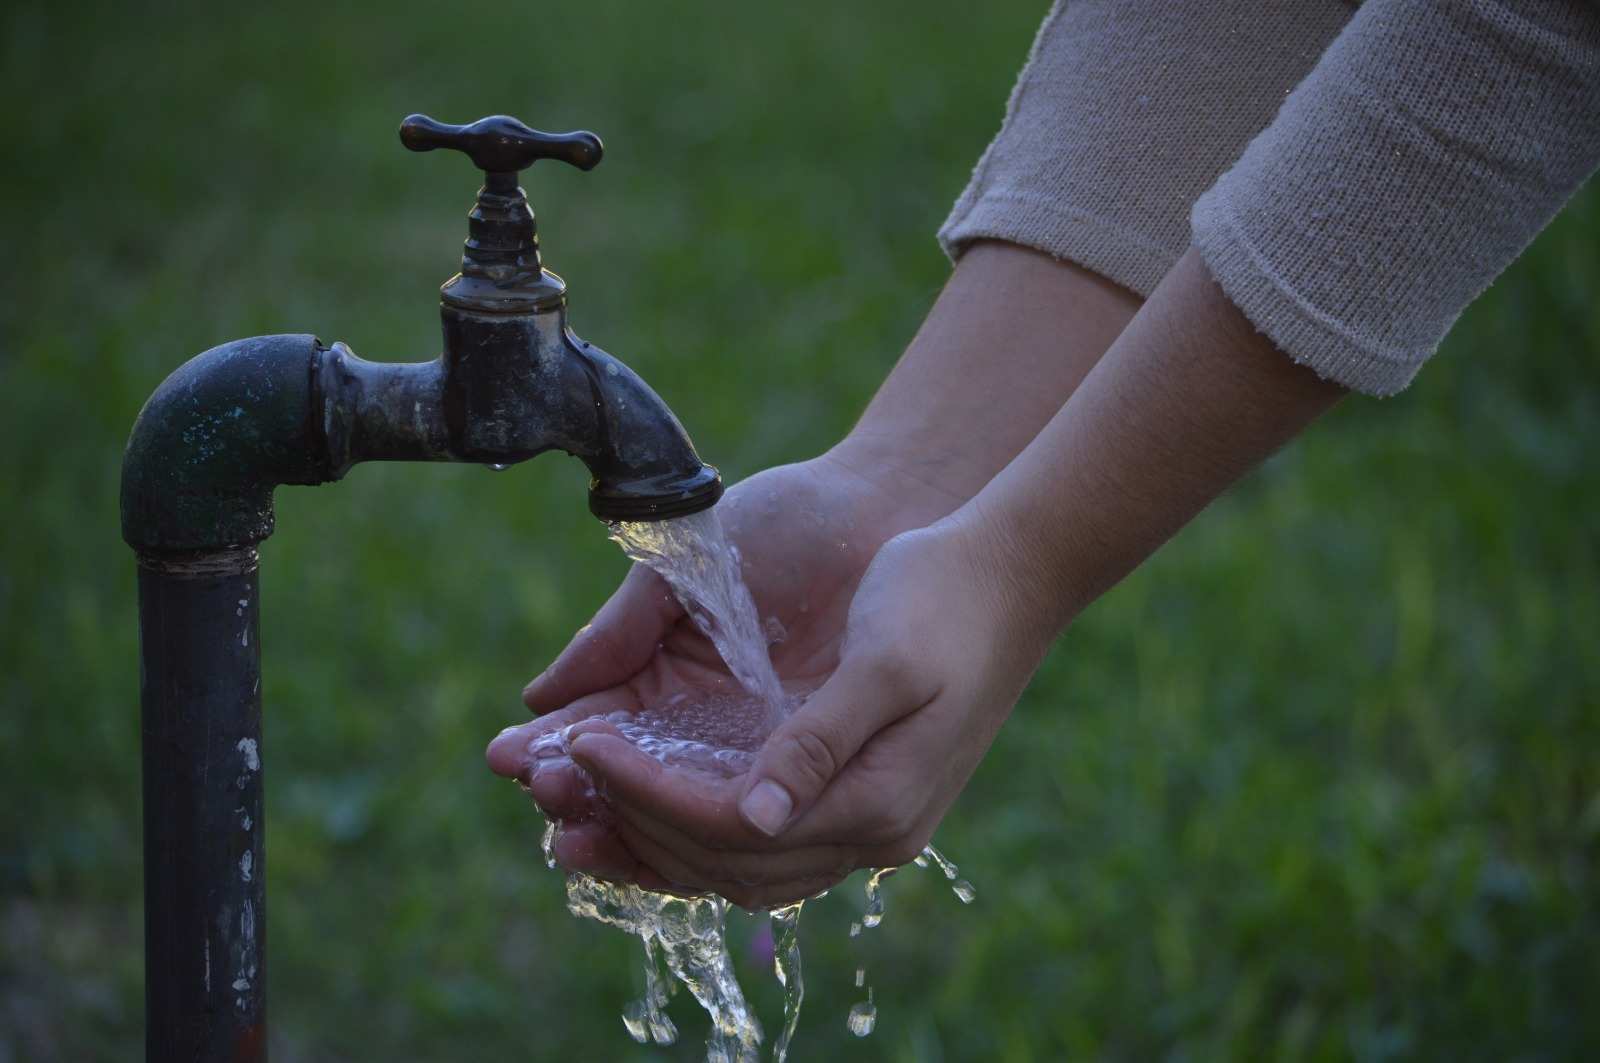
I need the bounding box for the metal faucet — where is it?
[119,114,722,1061]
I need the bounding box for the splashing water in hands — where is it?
[500,459,893,891]
[492,475,975,1061]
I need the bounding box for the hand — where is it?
[487,242,1144,897]
[540,515,1056,909]
[485,450,964,889]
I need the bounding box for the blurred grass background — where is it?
[2,0,1597,1059]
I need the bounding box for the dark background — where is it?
[3,1,1597,1059]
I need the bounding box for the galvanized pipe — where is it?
[138,548,266,1063]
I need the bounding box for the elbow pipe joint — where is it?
[120,334,337,555]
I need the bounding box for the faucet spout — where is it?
[433,291,721,522]
[320,318,725,521]
[566,333,724,522]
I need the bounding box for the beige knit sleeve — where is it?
[938,0,1356,298]
[1192,0,1600,396]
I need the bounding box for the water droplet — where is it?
[862,867,896,929]
[922,844,959,881]
[621,1000,650,1044]
[485,463,509,472]
[846,991,877,1037]
[540,820,558,870]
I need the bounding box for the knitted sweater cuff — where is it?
[1191,188,1422,397]
[939,189,1178,299]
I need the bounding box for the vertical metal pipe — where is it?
[138,548,267,1062]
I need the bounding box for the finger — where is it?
[609,801,861,887]
[552,822,694,896]
[486,687,644,780]
[568,732,762,850]
[551,821,638,881]
[525,758,603,820]
[612,817,846,910]
[737,650,928,838]
[634,863,694,896]
[523,565,682,714]
[610,817,725,894]
[487,715,576,778]
[727,872,850,912]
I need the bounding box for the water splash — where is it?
[520,508,972,1060]
[769,901,806,1062]
[609,510,787,721]
[622,937,679,1047]
[862,867,896,929]
[540,820,557,870]
[921,844,976,905]
[566,874,760,1061]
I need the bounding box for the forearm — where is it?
[964,248,1345,634]
[829,241,1140,509]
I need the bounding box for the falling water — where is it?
[608,510,787,721]
[517,508,972,1061]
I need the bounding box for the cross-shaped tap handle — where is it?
[399,114,603,178]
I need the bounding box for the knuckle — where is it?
[865,643,921,697]
[782,728,840,792]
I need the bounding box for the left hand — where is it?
[560,513,1059,909]
[485,453,964,890]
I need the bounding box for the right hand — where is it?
[485,449,962,888]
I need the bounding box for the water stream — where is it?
[518,508,973,1061]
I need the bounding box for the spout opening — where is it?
[588,464,723,522]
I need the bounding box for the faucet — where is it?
[119,114,722,1062]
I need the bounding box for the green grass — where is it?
[3,1,1598,1059]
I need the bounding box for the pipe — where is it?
[138,548,267,1062]
[121,334,333,554]
[122,321,720,1060]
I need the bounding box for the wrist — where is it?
[816,436,977,535]
[943,491,1093,642]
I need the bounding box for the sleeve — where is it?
[1191,0,1600,396]
[938,0,1356,298]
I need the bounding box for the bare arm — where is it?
[491,243,1139,886]
[830,241,1140,505]
[559,247,1346,906]
[971,246,1345,634]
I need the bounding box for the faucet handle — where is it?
[399,114,603,178]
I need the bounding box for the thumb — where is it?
[738,651,922,837]
[523,564,682,714]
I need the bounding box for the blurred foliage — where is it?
[1,0,1597,1059]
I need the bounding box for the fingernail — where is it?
[740,780,793,836]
